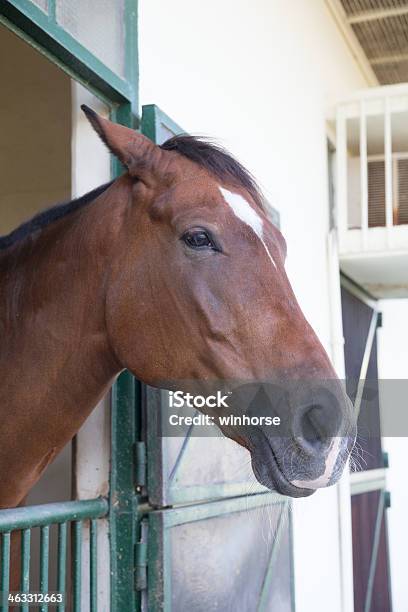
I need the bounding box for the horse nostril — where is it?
[299,404,336,453]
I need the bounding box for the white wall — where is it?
[139,1,370,610]
[71,82,111,612]
[377,299,408,612]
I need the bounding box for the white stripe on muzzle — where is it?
[291,436,342,489]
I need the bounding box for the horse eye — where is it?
[182,230,216,250]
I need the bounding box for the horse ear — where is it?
[81,105,160,181]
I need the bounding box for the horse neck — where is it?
[0,184,126,425]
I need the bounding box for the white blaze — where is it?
[291,436,342,489]
[219,187,277,268]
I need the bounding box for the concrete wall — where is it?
[138,1,370,610]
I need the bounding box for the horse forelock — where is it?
[160,135,265,211]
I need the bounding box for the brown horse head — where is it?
[84,107,356,497]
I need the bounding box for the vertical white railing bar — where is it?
[384,97,393,244]
[360,99,368,248]
[336,106,348,245]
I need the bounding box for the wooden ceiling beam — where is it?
[370,52,408,65]
[348,5,408,24]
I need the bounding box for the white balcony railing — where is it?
[335,84,408,298]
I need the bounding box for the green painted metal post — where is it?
[47,0,56,22]
[57,523,67,612]
[124,0,139,120]
[72,521,82,612]
[109,371,138,612]
[89,520,97,612]
[39,525,49,612]
[0,533,10,612]
[108,97,140,612]
[21,528,31,612]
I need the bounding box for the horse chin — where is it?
[250,450,316,499]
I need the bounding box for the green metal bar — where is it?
[57,523,67,612]
[147,510,167,612]
[0,498,108,532]
[72,521,82,612]
[47,0,55,21]
[141,104,158,142]
[39,525,49,612]
[124,0,138,116]
[109,103,138,179]
[109,371,138,612]
[0,0,133,104]
[90,520,97,612]
[134,520,148,592]
[364,491,386,612]
[20,528,31,612]
[168,415,197,483]
[0,532,10,612]
[168,481,267,506]
[160,491,285,529]
[141,104,185,143]
[110,89,140,612]
[109,101,140,612]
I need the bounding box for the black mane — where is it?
[0,135,263,251]
[0,182,113,251]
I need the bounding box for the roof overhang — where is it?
[328,0,408,84]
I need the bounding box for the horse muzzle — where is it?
[245,386,356,497]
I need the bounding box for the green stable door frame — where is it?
[0,1,140,610]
